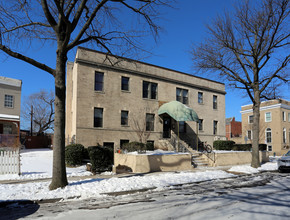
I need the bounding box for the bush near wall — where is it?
[87,146,113,174]
[214,141,267,151]
[122,142,154,153]
[213,140,235,150]
[65,144,85,166]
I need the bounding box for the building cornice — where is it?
[0,77,22,88]
[0,114,20,121]
[77,46,225,86]
[240,103,290,114]
[76,58,227,95]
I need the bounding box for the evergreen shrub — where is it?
[87,146,113,173]
[65,144,85,166]
[213,140,235,150]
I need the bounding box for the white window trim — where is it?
[265,112,272,122]
[248,115,254,124]
[265,128,272,143]
[247,130,252,140]
[4,94,14,108]
[283,128,287,144]
[282,112,286,122]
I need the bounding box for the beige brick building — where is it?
[241,99,290,155]
[65,47,226,149]
[0,76,22,147]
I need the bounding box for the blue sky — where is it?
[1,0,288,129]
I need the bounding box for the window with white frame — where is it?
[249,115,254,124]
[288,112,290,122]
[265,112,272,122]
[266,128,272,143]
[4,95,14,108]
[283,128,286,144]
[247,130,252,140]
[282,112,286,121]
[267,145,272,152]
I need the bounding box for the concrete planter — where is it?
[113,153,192,173]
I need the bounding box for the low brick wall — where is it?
[204,151,269,167]
[113,153,192,173]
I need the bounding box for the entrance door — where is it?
[163,117,171,138]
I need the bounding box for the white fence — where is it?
[0,149,20,175]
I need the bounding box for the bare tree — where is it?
[22,90,54,135]
[131,114,152,143]
[191,0,290,168]
[0,0,172,189]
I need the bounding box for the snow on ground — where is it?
[0,149,92,181]
[0,149,279,202]
[0,170,235,201]
[126,149,189,155]
[228,161,278,174]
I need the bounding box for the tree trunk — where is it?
[251,89,261,168]
[49,49,68,190]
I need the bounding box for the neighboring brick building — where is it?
[241,99,290,155]
[0,76,22,147]
[225,117,242,140]
[65,47,226,149]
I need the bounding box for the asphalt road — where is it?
[1,171,289,220]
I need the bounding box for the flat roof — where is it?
[0,76,22,87]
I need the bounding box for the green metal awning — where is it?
[158,101,199,122]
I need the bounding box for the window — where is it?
[179,121,186,133]
[146,113,155,131]
[249,115,254,124]
[176,88,188,104]
[198,119,203,131]
[213,95,217,109]
[265,112,271,122]
[266,128,272,143]
[103,142,114,149]
[3,124,12,134]
[198,92,203,104]
[4,95,14,108]
[121,76,129,91]
[95,72,104,91]
[121,110,129,126]
[120,139,129,149]
[94,108,103,128]
[143,81,158,99]
[283,128,286,144]
[267,145,272,152]
[247,130,252,140]
[213,120,218,135]
[288,113,290,122]
[282,112,286,121]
